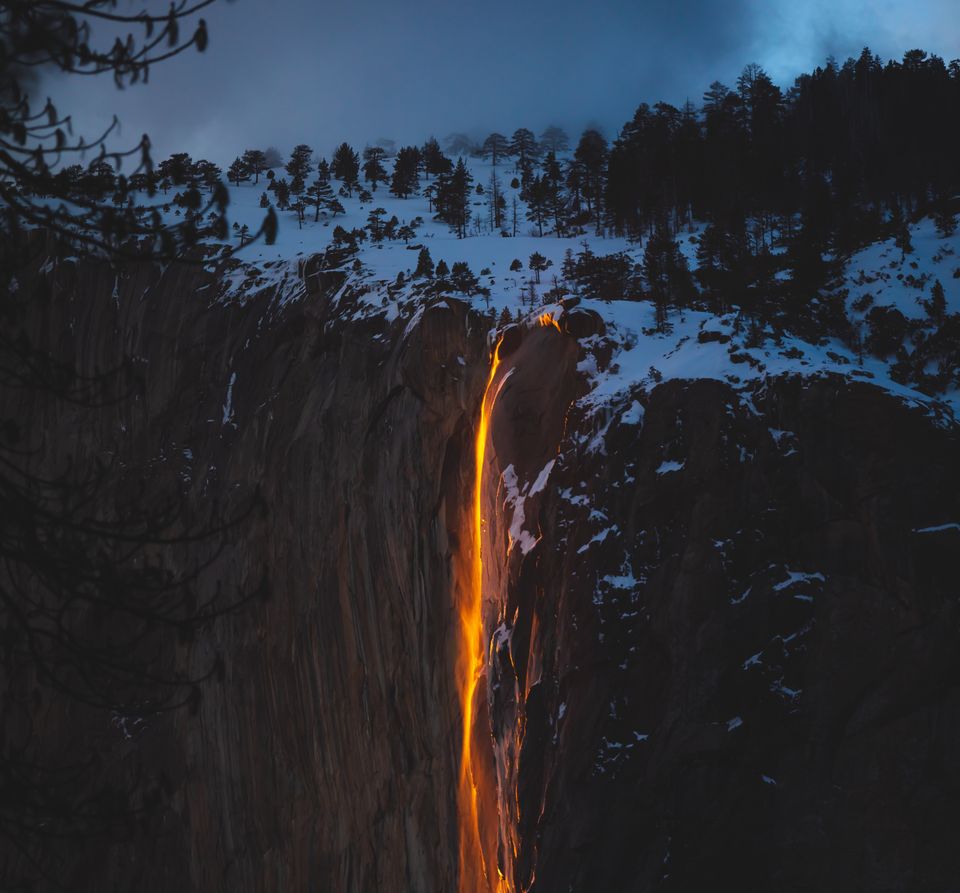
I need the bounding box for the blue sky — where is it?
[44,0,960,164]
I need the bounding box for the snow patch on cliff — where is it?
[529,459,556,495]
[656,460,685,475]
[500,465,538,555]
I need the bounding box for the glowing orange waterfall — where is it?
[457,337,504,893]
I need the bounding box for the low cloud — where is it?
[40,0,958,165]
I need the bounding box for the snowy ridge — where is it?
[157,151,960,429]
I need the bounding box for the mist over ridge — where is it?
[37,0,959,164]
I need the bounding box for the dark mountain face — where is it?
[4,243,960,892]
[479,349,960,892]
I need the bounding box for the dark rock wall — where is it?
[481,345,960,893]
[6,242,960,892]
[4,242,489,892]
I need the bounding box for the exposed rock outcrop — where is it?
[480,353,960,892]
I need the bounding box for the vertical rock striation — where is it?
[4,241,491,892]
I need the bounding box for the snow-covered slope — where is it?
[844,217,959,322]
[224,155,634,285]
[188,154,960,424]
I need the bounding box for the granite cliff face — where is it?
[479,347,960,892]
[5,243,960,892]
[7,239,489,892]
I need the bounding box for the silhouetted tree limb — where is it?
[0,3,272,888]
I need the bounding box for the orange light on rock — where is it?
[537,312,561,332]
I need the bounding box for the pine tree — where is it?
[481,132,511,167]
[271,176,291,210]
[332,224,355,248]
[362,146,389,191]
[525,176,550,237]
[390,146,421,198]
[309,176,334,222]
[510,128,539,163]
[928,279,947,324]
[436,158,472,238]
[695,216,754,316]
[423,181,438,214]
[331,142,361,193]
[157,152,194,186]
[432,173,449,222]
[573,129,608,234]
[564,161,583,222]
[241,148,268,184]
[526,279,538,307]
[528,252,551,284]
[451,261,479,293]
[286,144,314,194]
[413,248,433,279]
[643,219,694,330]
[542,150,566,236]
[316,157,331,183]
[227,157,249,186]
[509,127,539,187]
[695,222,726,313]
[893,209,913,257]
[366,207,387,241]
[193,159,222,190]
[421,137,453,177]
